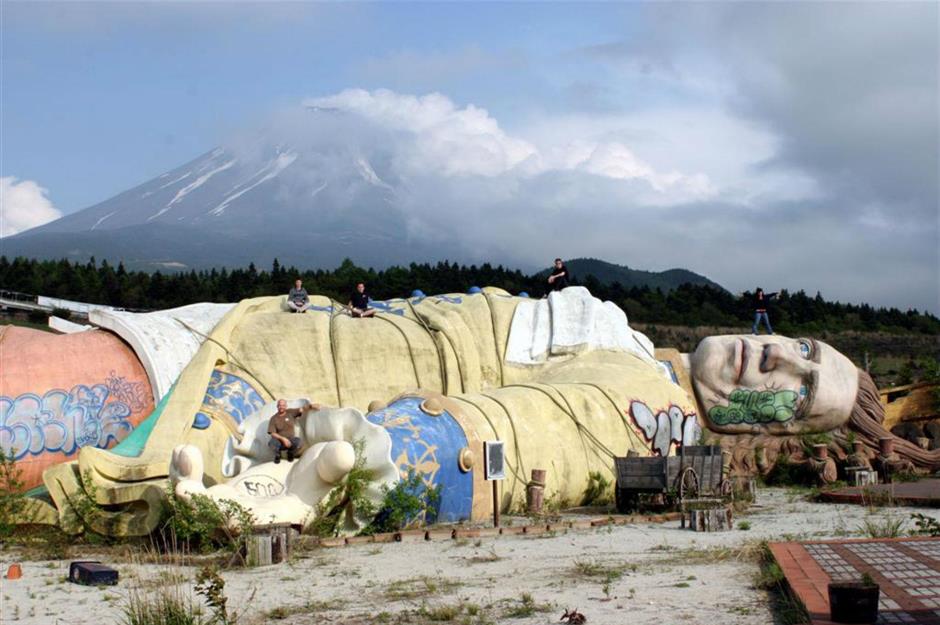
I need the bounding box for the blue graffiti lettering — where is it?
[0,383,138,460]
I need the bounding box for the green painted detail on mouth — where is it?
[709,389,798,425]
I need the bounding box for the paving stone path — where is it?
[771,537,940,625]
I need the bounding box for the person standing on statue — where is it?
[752,287,778,335]
[547,258,570,293]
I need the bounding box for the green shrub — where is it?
[161,489,255,555]
[0,447,25,538]
[308,440,379,537]
[582,471,612,506]
[27,310,48,324]
[363,469,441,535]
[51,307,72,320]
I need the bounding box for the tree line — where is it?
[1,255,937,335]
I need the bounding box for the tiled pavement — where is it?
[770,537,940,625]
[819,480,940,507]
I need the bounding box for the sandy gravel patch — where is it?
[1,488,937,625]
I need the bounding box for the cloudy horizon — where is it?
[2,2,937,313]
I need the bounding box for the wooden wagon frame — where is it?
[613,445,729,514]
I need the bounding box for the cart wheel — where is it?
[720,479,734,501]
[679,467,699,501]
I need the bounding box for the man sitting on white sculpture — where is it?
[268,399,316,463]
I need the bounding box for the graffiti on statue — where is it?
[708,388,798,426]
[629,400,702,457]
[231,475,285,497]
[0,376,144,460]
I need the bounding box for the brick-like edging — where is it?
[300,511,683,549]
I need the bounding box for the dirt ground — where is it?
[1,488,938,625]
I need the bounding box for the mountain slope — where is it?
[4,141,458,270]
[557,257,725,292]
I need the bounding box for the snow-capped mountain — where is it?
[4,129,452,270]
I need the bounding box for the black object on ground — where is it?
[828,581,879,624]
[69,561,119,586]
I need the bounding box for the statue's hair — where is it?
[849,369,940,470]
[712,368,939,476]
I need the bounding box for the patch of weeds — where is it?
[408,600,491,624]
[384,576,462,601]
[573,559,625,580]
[300,599,343,612]
[266,606,290,620]
[911,513,940,537]
[194,566,233,624]
[673,582,690,588]
[860,515,905,538]
[738,521,751,531]
[861,488,895,508]
[656,543,763,566]
[728,605,753,616]
[502,592,552,618]
[582,471,612,506]
[752,541,809,625]
[119,573,210,625]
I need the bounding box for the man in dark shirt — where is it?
[348,282,376,318]
[267,399,318,463]
[751,287,778,335]
[547,258,570,292]
[287,279,310,313]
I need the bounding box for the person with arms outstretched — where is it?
[752,287,778,335]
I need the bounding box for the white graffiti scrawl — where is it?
[0,375,143,460]
[629,401,702,457]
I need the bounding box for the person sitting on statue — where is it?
[268,399,316,463]
[348,282,376,318]
[287,279,310,313]
[547,258,570,292]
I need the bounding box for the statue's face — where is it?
[690,335,858,435]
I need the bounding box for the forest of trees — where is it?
[1,255,937,335]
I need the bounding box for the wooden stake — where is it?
[492,480,500,528]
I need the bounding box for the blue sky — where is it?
[2,2,938,312]
[5,2,652,210]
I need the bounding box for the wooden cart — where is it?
[614,445,727,514]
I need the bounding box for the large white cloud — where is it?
[302,89,716,204]
[0,177,62,238]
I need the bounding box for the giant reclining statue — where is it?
[1,287,936,536]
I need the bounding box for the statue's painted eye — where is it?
[798,340,812,359]
[799,384,808,398]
